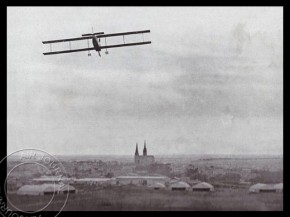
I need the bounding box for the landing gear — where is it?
[104,37,109,55]
[98,51,101,57]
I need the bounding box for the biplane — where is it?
[42,29,151,57]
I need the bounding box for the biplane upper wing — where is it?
[97,30,150,38]
[42,30,150,44]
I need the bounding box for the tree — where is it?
[249,170,283,183]
[105,172,114,178]
[185,164,208,181]
[209,173,241,184]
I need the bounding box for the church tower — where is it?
[134,143,140,165]
[135,143,139,156]
[143,140,147,156]
[134,141,155,167]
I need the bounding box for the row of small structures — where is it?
[149,181,214,191]
[16,181,213,195]
[15,176,283,195]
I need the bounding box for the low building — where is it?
[258,184,276,193]
[32,176,72,184]
[149,182,166,190]
[249,183,266,193]
[169,181,191,191]
[274,183,283,192]
[116,176,168,186]
[17,185,48,196]
[17,184,76,196]
[166,177,180,184]
[73,178,111,185]
[192,182,214,192]
[249,183,278,193]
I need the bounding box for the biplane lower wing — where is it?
[100,41,151,49]
[43,47,95,55]
[43,41,151,55]
[42,36,91,44]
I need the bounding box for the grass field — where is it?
[8,185,283,211]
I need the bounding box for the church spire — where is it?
[135,143,139,156]
[143,140,147,156]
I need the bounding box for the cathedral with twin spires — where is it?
[134,140,155,166]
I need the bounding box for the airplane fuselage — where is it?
[92,36,101,51]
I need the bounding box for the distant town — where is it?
[6,141,283,211]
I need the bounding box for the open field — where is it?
[8,185,283,211]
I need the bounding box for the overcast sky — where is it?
[7,7,283,156]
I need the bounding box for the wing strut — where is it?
[87,39,91,56]
[105,37,109,54]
